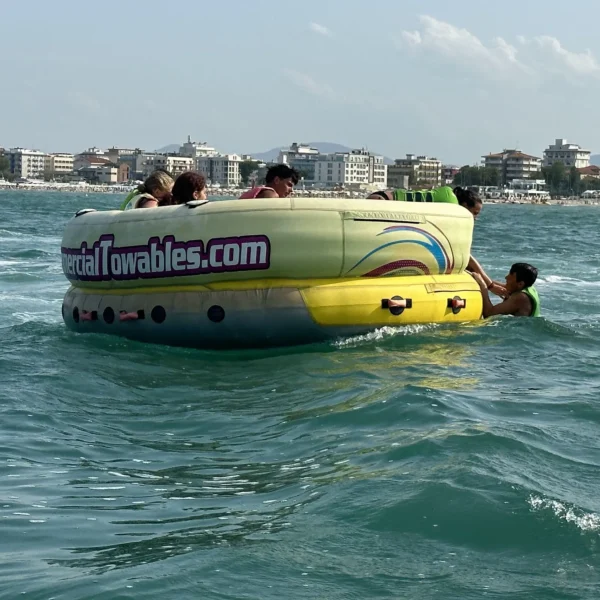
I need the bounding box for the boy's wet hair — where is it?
[510,263,538,288]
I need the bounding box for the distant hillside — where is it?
[591,154,600,166]
[250,142,394,164]
[156,144,180,153]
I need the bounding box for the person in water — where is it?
[239,164,299,199]
[120,170,174,210]
[453,187,507,298]
[472,262,540,318]
[170,171,207,204]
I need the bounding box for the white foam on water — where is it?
[541,275,600,287]
[528,495,600,532]
[0,260,24,266]
[333,324,439,349]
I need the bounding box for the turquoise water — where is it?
[1,191,600,599]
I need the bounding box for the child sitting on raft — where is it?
[120,170,174,210]
[170,171,207,204]
[240,164,300,199]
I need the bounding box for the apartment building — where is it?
[278,143,321,183]
[543,138,590,169]
[386,154,442,188]
[7,148,47,179]
[179,136,219,159]
[197,154,242,187]
[482,149,542,183]
[313,149,387,188]
[45,153,74,176]
[144,155,195,178]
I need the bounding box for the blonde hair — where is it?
[139,170,174,197]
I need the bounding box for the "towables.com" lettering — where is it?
[61,234,271,282]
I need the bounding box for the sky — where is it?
[2,0,600,165]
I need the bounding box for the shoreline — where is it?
[1,184,599,205]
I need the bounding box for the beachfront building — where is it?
[118,163,130,183]
[179,136,219,159]
[577,165,600,179]
[7,148,48,179]
[76,164,118,184]
[508,178,550,200]
[442,165,459,186]
[143,155,195,178]
[74,148,109,171]
[197,154,242,187]
[543,139,590,169]
[74,156,113,175]
[44,153,74,177]
[132,152,158,180]
[387,155,442,188]
[386,170,409,190]
[313,149,387,189]
[105,149,143,181]
[509,179,548,191]
[278,143,321,184]
[106,147,138,164]
[482,149,541,184]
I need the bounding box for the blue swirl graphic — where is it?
[347,226,448,274]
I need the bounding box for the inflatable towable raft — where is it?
[60,198,483,348]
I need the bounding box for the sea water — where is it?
[1,191,599,599]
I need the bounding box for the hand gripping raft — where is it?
[60,197,483,349]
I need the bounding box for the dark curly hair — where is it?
[265,164,300,185]
[171,171,207,205]
[453,186,482,208]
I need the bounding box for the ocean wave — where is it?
[541,275,600,287]
[0,229,25,238]
[0,259,25,267]
[528,495,600,532]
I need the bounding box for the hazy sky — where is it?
[2,0,599,164]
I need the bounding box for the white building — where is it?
[387,154,442,187]
[278,143,321,184]
[179,136,219,159]
[313,149,387,189]
[143,155,195,178]
[7,148,48,179]
[509,179,548,191]
[543,138,590,169]
[197,154,242,187]
[45,153,74,175]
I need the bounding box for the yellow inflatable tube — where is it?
[60,198,482,348]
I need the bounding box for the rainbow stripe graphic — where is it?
[346,225,454,277]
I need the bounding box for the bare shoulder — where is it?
[257,189,278,198]
[513,291,533,316]
[367,190,392,200]
[137,198,158,208]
